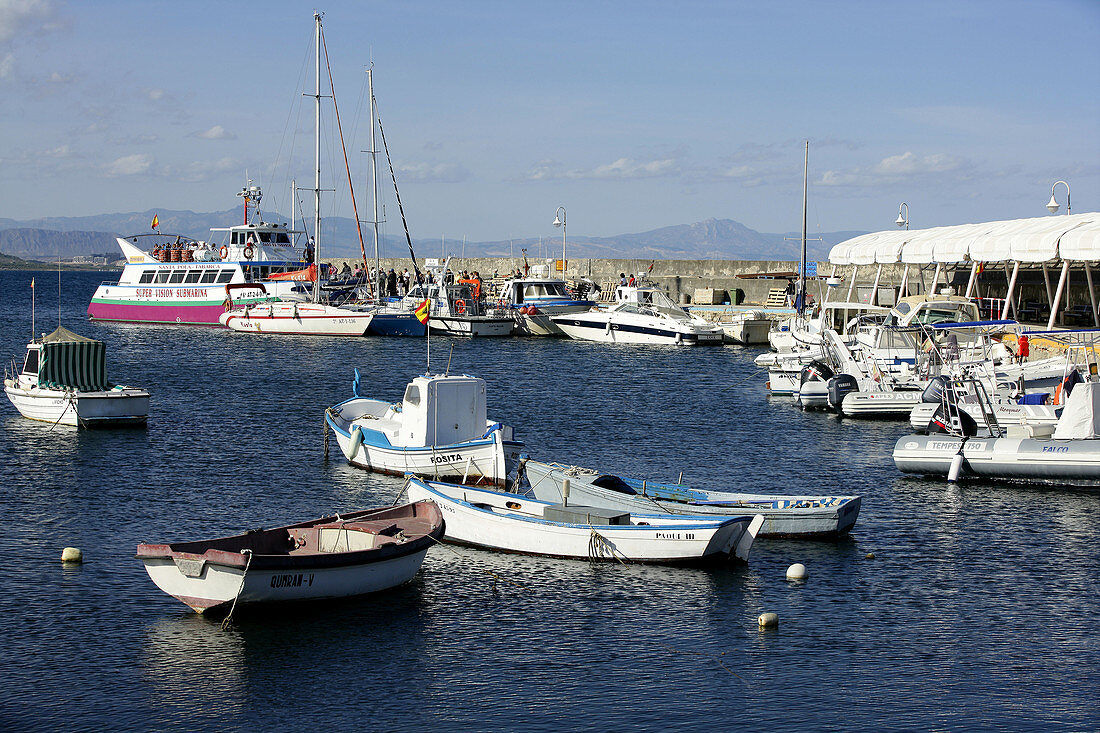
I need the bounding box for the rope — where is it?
[220,549,253,630]
[322,415,330,459]
[49,392,77,432]
[588,527,628,565]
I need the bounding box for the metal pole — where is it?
[313,12,322,304]
[798,140,808,316]
[964,261,978,298]
[369,68,380,298]
[1001,261,1020,320]
[1086,263,1098,327]
[1047,260,1070,329]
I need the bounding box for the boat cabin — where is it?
[16,327,110,391]
[502,278,574,305]
[888,295,980,327]
[393,374,489,448]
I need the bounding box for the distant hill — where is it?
[0,208,862,262]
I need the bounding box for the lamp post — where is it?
[1046,180,1071,215]
[896,202,909,230]
[553,206,566,280]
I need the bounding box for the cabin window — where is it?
[183,270,203,284]
[894,303,911,315]
[403,384,421,406]
[22,349,39,375]
[216,270,235,283]
[137,270,155,284]
[231,232,240,245]
[259,232,272,243]
[168,270,186,284]
[199,270,218,284]
[276,233,290,244]
[154,270,171,284]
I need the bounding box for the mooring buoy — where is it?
[758,612,779,629]
[61,547,83,564]
[786,562,807,580]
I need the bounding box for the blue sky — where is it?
[1,0,1097,241]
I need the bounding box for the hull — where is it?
[719,318,773,344]
[5,382,149,427]
[325,403,521,485]
[795,381,830,410]
[840,389,923,417]
[220,302,373,336]
[893,434,1100,483]
[405,479,762,563]
[908,401,1060,432]
[89,282,299,327]
[368,311,427,337]
[523,461,859,538]
[767,368,801,395]
[429,316,513,337]
[509,302,595,337]
[553,315,724,345]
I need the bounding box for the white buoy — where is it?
[865,552,875,560]
[758,612,779,629]
[947,452,964,483]
[786,562,807,581]
[61,547,83,564]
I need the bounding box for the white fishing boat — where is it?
[521,459,861,538]
[403,476,764,564]
[402,279,513,337]
[551,284,724,345]
[324,371,522,485]
[893,374,1100,485]
[4,326,149,427]
[136,501,444,614]
[496,274,596,336]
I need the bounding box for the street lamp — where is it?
[553,206,566,279]
[896,202,909,229]
[1046,180,1071,215]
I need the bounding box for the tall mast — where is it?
[312,12,322,303]
[798,140,808,317]
[369,67,380,297]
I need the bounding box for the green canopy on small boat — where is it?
[38,326,109,392]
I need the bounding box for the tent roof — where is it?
[1058,218,1100,261]
[43,326,99,344]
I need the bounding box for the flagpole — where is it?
[426,310,430,375]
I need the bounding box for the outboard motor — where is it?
[921,375,950,404]
[799,360,835,386]
[827,374,859,411]
[927,404,979,437]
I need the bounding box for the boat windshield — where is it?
[523,282,569,299]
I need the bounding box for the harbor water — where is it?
[1,270,1097,732]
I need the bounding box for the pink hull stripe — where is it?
[88,300,227,327]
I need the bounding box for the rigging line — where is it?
[272,30,315,218]
[376,110,423,283]
[321,26,370,277]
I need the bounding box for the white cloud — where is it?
[105,153,152,177]
[395,161,469,183]
[44,143,70,157]
[146,88,164,101]
[526,155,681,181]
[821,151,966,188]
[193,125,236,140]
[0,51,12,78]
[0,0,54,43]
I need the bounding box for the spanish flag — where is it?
[976,261,985,275]
[151,213,159,230]
[414,298,430,324]
[30,277,35,290]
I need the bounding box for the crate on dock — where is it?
[693,288,727,305]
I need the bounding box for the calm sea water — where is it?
[1,270,1097,732]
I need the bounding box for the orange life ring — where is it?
[455,299,466,314]
[219,245,228,260]
[243,244,255,260]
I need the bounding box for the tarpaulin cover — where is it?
[38,326,108,391]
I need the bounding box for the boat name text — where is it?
[135,288,211,299]
[271,573,315,589]
[429,453,463,464]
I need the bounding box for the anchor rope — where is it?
[220,548,253,631]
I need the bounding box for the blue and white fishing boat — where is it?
[324,370,522,485]
[496,275,596,336]
[521,459,861,538]
[403,476,764,564]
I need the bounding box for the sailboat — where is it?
[220,13,374,337]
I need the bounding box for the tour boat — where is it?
[324,371,522,485]
[521,459,861,538]
[136,501,444,614]
[4,326,149,427]
[87,186,319,327]
[403,476,764,564]
[551,283,724,345]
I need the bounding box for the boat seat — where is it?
[1004,423,1056,439]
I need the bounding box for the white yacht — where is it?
[551,284,724,345]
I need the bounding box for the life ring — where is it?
[219,245,228,260]
[243,244,255,260]
[455,299,466,314]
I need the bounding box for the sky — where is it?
[1,0,1098,242]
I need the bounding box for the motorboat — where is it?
[521,459,861,538]
[403,476,764,564]
[4,326,149,427]
[893,374,1100,485]
[219,283,375,336]
[495,274,596,336]
[715,310,773,344]
[551,283,724,345]
[401,280,513,337]
[136,501,444,614]
[324,371,522,485]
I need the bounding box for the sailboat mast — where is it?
[799,140,808,317]
[312,12,322,304]
[369,67,381,298]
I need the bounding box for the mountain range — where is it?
[0,207,864,262]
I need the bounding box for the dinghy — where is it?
[325,371,522,485]
[403,476,764,564]
[136,501,444,614]
[4,326,149,427]
[521,459,860,538]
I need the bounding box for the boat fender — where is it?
[219,245,228,260]
[527,306,539,315]
[827,374,859,409]
[519,305,528,315]
[675,332,683,345]
[947,452,964,483]
[349,426,364,456]
[604,321,612,335]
